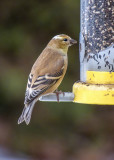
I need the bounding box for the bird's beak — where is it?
[70,39,77,45]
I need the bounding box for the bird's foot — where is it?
[54,90,65,102]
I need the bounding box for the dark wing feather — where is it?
[24,67,64,104]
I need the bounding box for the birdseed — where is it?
[81,0,113,54]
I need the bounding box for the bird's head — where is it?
[48,34,77,54]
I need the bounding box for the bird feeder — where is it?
[40,0,114,105]
[73,0,114,105]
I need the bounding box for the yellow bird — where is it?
[18,34,77,125]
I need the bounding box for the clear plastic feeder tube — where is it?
[80,0,114,82]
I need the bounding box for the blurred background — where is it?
[0,0,114,160]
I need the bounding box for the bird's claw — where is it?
[54,90,65,102]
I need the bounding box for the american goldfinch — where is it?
[18,34,77,125]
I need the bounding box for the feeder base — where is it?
[73,82,114,105]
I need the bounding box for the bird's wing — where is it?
[24,49,65,104]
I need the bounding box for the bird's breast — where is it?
[44,56,68,94]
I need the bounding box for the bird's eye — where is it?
[63,38,68,41]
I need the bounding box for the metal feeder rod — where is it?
[39,92,75,102]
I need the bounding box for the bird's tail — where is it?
[18,100,36,125]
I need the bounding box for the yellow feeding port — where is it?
[73,71,114,105]
[87,71,114,84]
[73,82,114,105]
